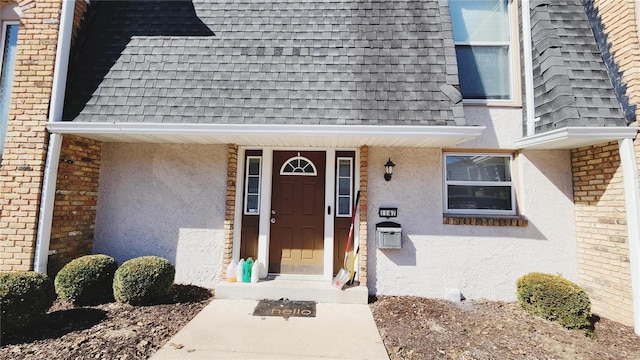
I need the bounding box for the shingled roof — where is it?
[63,0,464,126]
[529,0,626,133]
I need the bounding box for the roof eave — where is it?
[514,127,638,150]
[47,122,486,148]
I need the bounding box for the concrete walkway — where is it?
[151,299,389,360]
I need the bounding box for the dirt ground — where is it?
[0,285,212,360]
[2,290,640,359]
[370,295,640,360]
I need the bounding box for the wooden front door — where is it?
[269,151,325,274]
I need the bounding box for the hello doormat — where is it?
[253,298,316,318]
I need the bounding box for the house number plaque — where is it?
[379,208,397,218]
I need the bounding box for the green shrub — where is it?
[54,254,118,305]
[113,256,175,305]
[0,271,56,332]
[517,272,592,334]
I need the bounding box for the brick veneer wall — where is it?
[572,142,633,325]
[222,144,238,278]
[358,146,368,285]
[48,135,101,275]
[0,0,64,271]
[592,0,640,122]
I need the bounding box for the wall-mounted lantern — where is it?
[384,158,395,181]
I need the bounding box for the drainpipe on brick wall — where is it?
[618,136,640,335]
[522,0,536,136]
[33,0,75,273]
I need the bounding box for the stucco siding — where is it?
[94,143,227,288]
[367,147,577,301]
[458,107,523,149]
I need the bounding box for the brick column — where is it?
[358,146,368,286]
[0,0,64,271]
[222,144,238,278]
[572,142,633,325]
[48,135,101,275]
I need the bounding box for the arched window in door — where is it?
[280,154,318,176]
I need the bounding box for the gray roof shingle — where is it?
[529,0,626,133]
[64,0,464,126]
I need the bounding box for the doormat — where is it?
[253,298,316,319]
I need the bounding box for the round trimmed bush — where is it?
[517,272,592,334]
[113,256,175,305]
[0,271,56,332]
[54,254,118,305]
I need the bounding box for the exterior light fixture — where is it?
[384,158,395,181]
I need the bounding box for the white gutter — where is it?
[46,122,485,138]
[514,126,638,149]
[522,0,536,136]
[33,0,75,273]
[618,137,640,335]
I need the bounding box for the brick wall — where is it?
[358,146,368,285]
[0,0,63,271]
[572,141,633,325]
[0,0,91,272]
[222,144,238,278]
[48,135,101,275]
[592,0,640,121]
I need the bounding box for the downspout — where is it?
[618,136,640,335]
[522,0,536,136]
[33,0,75,273]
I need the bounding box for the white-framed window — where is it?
[280,155,317,176]
[0,21,19,160]
[444,153,516,215]
[244,156,261,215]
[336,157,353,217]
[449,0,515,103]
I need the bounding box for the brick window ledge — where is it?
[443,215,528,227]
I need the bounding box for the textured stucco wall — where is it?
[458,107,524,149]
[94,143,227,288]
[367,146,577,301]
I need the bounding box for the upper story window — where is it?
[449,0,516,103]
[444,153,516,215]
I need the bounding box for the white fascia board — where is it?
[515,127,638,149]
[47,122,486,147]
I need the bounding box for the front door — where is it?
[269,151,325,274]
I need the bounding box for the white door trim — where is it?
[236,146,359,281]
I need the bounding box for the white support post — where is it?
[618,137,640,335]
[257,149,273,278]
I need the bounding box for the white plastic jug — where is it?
[236,258,245,283]
[251,260,260,283]
[226,260,237,282]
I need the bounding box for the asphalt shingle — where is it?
[64,0,463,126]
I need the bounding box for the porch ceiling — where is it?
[47,122,485,148]
[514,127,638,150]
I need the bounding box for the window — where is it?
[444,153,515,215]
[449,0,514,101]
[336,157,353,217]
[280,155,317,176]
[244,156,261,215]
[0,21,18,161]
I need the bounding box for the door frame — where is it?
[233,147,360,281]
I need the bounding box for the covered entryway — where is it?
[269,151,326,275]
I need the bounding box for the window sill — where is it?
[443,215,528,227]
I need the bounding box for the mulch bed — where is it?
[370,295,640,360]
[0,285,212,360]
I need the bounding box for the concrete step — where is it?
[215,277,369,304]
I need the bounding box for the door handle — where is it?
[270,217,276,224]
